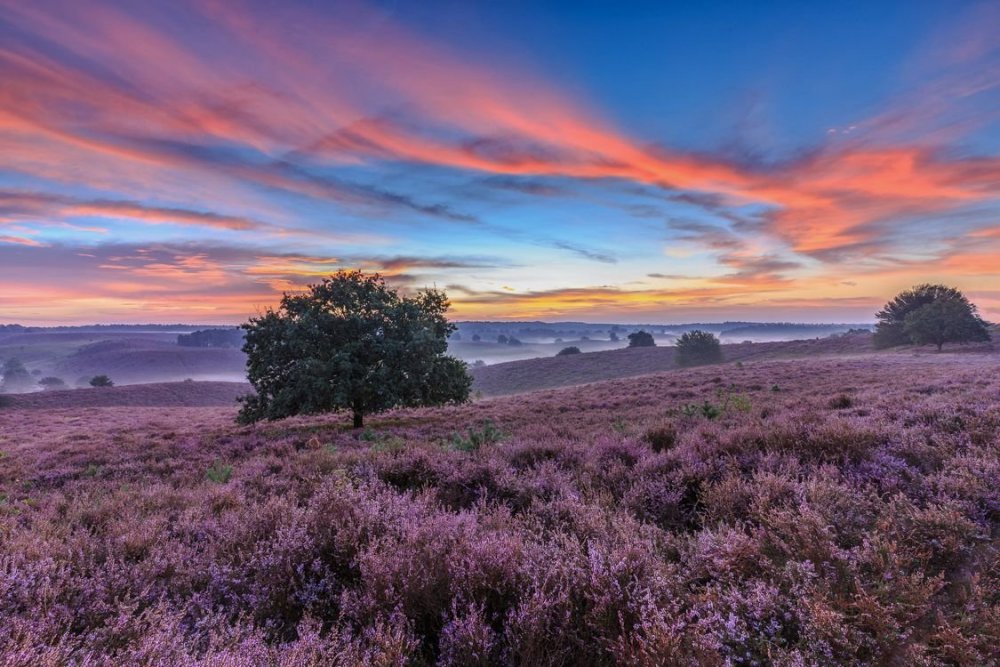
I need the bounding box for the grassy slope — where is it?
[1,350,998,663]
[6,381,250,409]
[471,332,878,396]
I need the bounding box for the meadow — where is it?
[1,352,999,664]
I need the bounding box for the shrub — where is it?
[38,376,67,390]
[205,462,233,484]
[675,330,723,367]
[1,358,34,393]
[556,346,581,356]
[681,401,722,419]
[89,375,114,387]
[448,420,504,452]
[644,424,678,452]
[829,394,853,409]
[627,331,656,347]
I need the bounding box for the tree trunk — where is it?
[936,342,943,352]
[353,411,364,429]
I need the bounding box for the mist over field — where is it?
[0,320,874,389]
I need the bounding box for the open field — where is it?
[470,331,894,396]
[2,351,999,664]
[3,381,250,410]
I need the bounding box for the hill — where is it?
[5,380,250,409]
[52,337,247,384]
[1,350,998,663]
[471,331,877,395]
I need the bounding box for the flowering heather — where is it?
[1,353,999,664]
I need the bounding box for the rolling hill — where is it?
[2,349,998,662]
[470,331,879,396]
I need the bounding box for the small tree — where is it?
[38,376,67,390]
[89,375,114,387]
[902,298,991,351]
[1,358,34,393]
[239,270,471,428]
[627,330,656,347]
[675,330,723,367]
[497,334,508,344]
[874,284,989,349]
[556,346,581,356]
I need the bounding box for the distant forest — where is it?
[176,328,245,348]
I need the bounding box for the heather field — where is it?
[2,353,999,665]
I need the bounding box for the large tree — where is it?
[903,298,991,352]
[875,284,990,350]
[239,271,471,427]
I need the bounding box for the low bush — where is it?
[829,393,854,409]
[206,462,233,483]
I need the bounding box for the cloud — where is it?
[0,240,509,322]
[1,0,999,323]
[0,190,267,231]
[549,241,617,264]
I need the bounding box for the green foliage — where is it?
[556,346,581,356]
[719,388,753,413]
[903,298,991,351]
[360,428,407,453]
[627,330,655,347]
[675,330,723,367]
[238,270,472,427]
[206,462,233,484]
[874,284,991,349]
[448,420,504,452]
[1,358,34,393]
[681,401,722,419]
[678,386,751,420]
[89,375,114,388]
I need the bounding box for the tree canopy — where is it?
[875,284,990,350]
[556,346,581,356]
[1,358,34,393]
[675,330,723,367]
[89,375,114,387]
[627,330,656,347]
[238,271,471,427]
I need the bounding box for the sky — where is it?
[1,0,999,325]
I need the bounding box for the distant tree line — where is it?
[177,328,245,348]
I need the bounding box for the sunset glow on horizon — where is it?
[2,0,999,325]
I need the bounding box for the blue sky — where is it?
[1,0,999,324]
